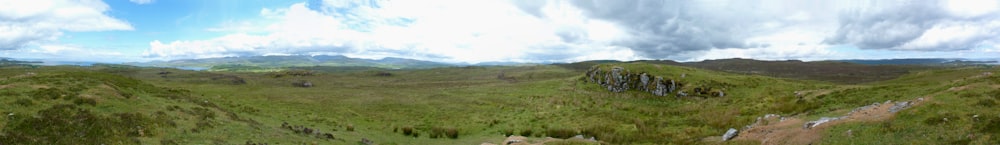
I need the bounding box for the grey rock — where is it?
[804,117,842,129]
[889,101,911,113]
[652,77,667,96]
[669,79,676,93]
[639,73,650,91]
[586,66,685,97]
[722,128,738,141]
[849,102,880,115]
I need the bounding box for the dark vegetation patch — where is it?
[268,70,314,78]
[375,71,392,77]
[210,74,247,85]
[559,59,928,84]
[428,127,458,139]
[280,122,336,140]
[0,104,164,145]
[682,58,928,84]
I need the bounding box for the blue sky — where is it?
[1,0,999,63]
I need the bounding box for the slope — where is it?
[0,66,301,144]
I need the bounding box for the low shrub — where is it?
[429,127,459,139]
[545,128,576,139]
[402,127,414,136]
[445,128,458,139]
[519,129,533,136]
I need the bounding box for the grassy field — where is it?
[1,62,998,144]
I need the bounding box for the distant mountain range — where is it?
[125,55,453,71]
[830,58,998,65]
[12,55,999,72]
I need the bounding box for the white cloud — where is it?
[0,0,133,50]
[143,0,634,63]
[129,0,155,5]
[142,0,1000,63]
[946,0,998,18]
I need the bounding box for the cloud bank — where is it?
[23,0,986,63]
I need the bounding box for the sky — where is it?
[1,0,999,63]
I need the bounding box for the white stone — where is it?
[722,128,739,141]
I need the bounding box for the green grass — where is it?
[0,62,998,144]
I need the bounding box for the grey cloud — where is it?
[827,1,946,50]
[521,44,579,61]
[555,27,587,43]
[828,0,1000,51]
[567,0,757,59]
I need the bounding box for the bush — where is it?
[445,128,458,139]
[429,127,459,139]
[346,124,355,132]
[519,129,533,136]
[402,127,414,136]
[545,128,576,139]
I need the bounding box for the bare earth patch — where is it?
[730,97,930,145]
[481,135,599,145]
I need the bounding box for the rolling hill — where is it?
[126,55,453,71]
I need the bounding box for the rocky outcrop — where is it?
[586,66,682,97]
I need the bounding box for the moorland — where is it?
[1,58,999,144]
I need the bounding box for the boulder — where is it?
[804,117,843,129]
[722,128,738,141]
[639,73,650,91]
[652,77,667,96]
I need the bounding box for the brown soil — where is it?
[484,135,599,145]
[731,97,930,145]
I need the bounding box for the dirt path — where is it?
[731,96,931,145]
